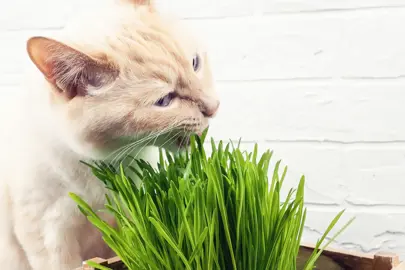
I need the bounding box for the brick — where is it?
[188,9,405,80]
[303,210,405,259]
[0,0,82,30]
[264,0,405,13]
[209,81,405,142]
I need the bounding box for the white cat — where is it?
[0,0,219,269]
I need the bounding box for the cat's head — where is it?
[26,0,219,158]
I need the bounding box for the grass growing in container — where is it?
[70,131,353,270]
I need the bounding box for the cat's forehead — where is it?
[64,1,200,64]
[66,1,200,53]
[59,1,204,88]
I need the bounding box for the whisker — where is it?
[112,132,160,166]
[103,118,189,167]
[161,130,182,149]
[126,122,183,168]
[109,131,159,165]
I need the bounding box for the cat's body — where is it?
[0,1,219,269]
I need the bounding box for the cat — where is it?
[0,0,219,269]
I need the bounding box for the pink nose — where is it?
[203,100,220,118]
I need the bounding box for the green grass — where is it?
[70,131,354,270]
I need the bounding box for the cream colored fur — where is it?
[0,0,219,269]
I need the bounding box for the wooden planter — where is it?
[75,244,403,270]
[298,244,402,270]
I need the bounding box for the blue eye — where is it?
[155,93,174,107]
[192,54,201,72]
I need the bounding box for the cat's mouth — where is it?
[153,129,205,150]
[176,136,190,148]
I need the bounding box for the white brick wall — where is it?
[2,0,405,260]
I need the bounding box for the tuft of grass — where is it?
[70,131,354,270]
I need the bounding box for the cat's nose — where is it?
[202,100,220,118]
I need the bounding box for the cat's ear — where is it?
[123,0,155,11]
[127,0,153,5]
[27,36,119,100]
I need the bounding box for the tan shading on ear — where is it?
[27,37,119,100]
[126,0,153,5]
[122,0,155,11]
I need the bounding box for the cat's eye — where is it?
[155,93,174,107]
[192,54,201,72]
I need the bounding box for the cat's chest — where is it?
[69,167,117,259]
[77,206,117,261]
[69,168,109,210]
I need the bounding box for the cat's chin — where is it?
[151,131,200,151]
[157,128,209,152]
[176,136,191,148]
[156,137,190,153]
